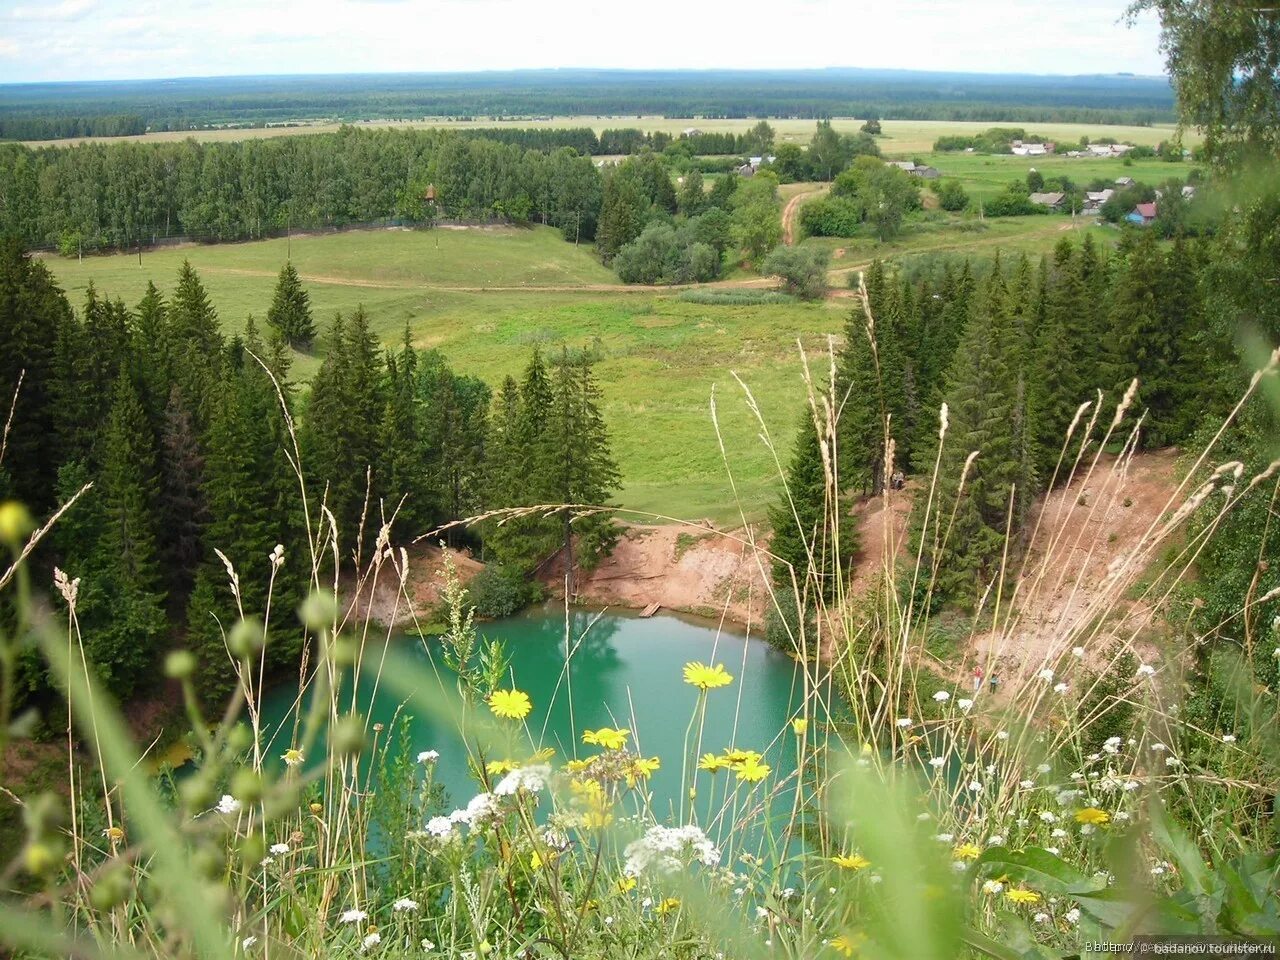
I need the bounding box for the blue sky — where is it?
[1,0,1165,84]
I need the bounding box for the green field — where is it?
[914,151,1198,203]
[45,226,842,527]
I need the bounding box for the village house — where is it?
[1115,176,1135,187]
[1029,191,1066,210]
[1011,140,1055,156]
[887,160,941,179]
[1083,188,1114,212]
[1127,201,1158,226]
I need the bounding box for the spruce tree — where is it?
[925,267,1034,605]
[0,240,73,509]
[419,349,490,542]
[73,374,168,697]
[770,410,858,600]
[837,305,889,496]
[157,385,207,596]
[1108,230,1174,444]
[168,261,223,423]
[379,326,428,534]
[545,349,621,593]
[266,262,317,349]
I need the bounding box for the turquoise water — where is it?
[259,605,803,826]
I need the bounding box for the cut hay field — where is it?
[24,116,1194,151]
[44,225,841,528]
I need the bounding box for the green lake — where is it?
[259,605,803,824]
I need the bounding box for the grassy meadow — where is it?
[45,226,841,527]
[914,151,1198,202]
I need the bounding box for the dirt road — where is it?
[781,184,828,246]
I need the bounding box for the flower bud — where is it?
[298,590,338,630]
[230,768,263,805]
[0,501,34,545]
[227,618,265,660]
[333,714,366,758]
[165,650,196,680]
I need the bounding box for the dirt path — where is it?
[781,185,828,246]
[199,264,776,295]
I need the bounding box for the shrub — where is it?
[761,246,831,300]
[798,195,865,238]
[934,179,970,211]
[466,564,539,618]
[677,289,796,305]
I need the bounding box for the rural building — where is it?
[1083,189,1114,212]
[1011,140,1053,156]
[1115,176,1135,187]
[681,127,703,137]
[1181,184,1196,198]
[1127,201,1158,226]
[887,161,941,179]
[1029,191,1066,210]
[1086,143,1134,157]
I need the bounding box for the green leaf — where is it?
[977,846,1100,895]
[1149,798,1213,897]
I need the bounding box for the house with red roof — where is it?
[1126,201,1158,226]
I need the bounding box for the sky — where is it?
[0,0,1166,85]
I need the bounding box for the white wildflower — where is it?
[494,764,550,796]
[935,832,954,842]
[1039,811,1058,823]
[1222,734,1236,744]
[450,793,498,827]
[269,842,289,855]
[1065,908,1081,924]
[1164,756,1182,768]
[392,897,419,912]
[242,935,258,949]
[421,941,435,952]
[896,717,913,728]
[1037,763,1052,774]
[929,756,946,768]
[996,730,1009,741]
[968,779,983,793]
[1033,912,1050,924]
[217,795,241,815]
[624,824,720,876]
[1136,663,1156,677]
[982,880,1004,894]
[933,690,951,702]
[1052,828,1068,839]
[360,931,381,952]
[339,909,367,924]
[1071,646,1085,658]
[1054,682,1070,694]
[987,835,1005,846]
[958,698,974,711]
[1037,668,1055,683]
[1150,742,1167,752]
[1046,846,1060,855]
[1019,779,1036,789]
[425,816,455,839]
[417,750,440,763]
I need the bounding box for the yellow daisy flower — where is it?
[488,689,532,721]
[1074,807,1110,826]
[655,897,681,915]
[582,727,630,750]
[953,843,982,860]
[682,661,733,690]
[486,759,518,775]
[735,757,771,783]
[626,756,661,786]
[792,718,809,735]
[830,853,871,871]
[281,748,304,766]
[616,875,637,893]
[1005,888,1041,905]
[698,753,729,772]
[722,748,762,768]
[831,933,863,957]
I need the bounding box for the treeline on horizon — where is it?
[0,70,1176,140]
[0,243,620,722]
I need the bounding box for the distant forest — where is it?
[0,69,1177,139]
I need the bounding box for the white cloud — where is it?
[10,0,97,21]
[0,0,1166,82]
